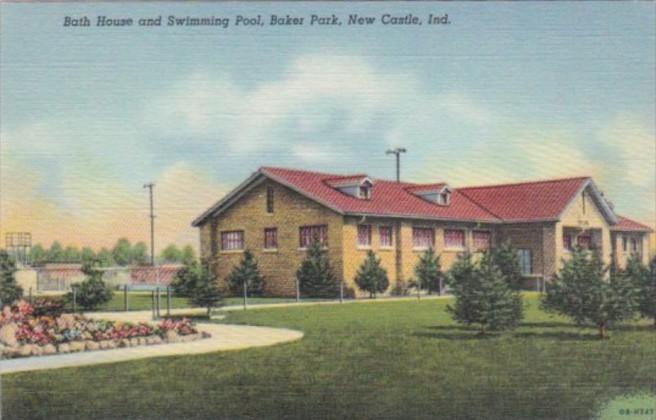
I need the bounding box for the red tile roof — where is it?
[611,215,653,232]
[262,167,499,223]
[457,177,590,222]
[193,166,644,229]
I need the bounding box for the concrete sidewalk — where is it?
[1,320,302,374]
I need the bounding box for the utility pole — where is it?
[386,148,407,182]
[143,183,156,266]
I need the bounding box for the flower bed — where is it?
[0,301,210,359]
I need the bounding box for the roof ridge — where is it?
[457,176,590,191]
[261,166,366,180]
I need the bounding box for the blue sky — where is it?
[1,2,654,250]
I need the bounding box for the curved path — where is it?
[1,313,303,374]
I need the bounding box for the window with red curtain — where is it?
[577,235,591,249]
[412,227,434,248]
[357,225,372,247]
[473,231,490,250]
[444,229,465,249]
[221,231,244,251]
[379,226,393,247]
[264,228,277,249]
[299,225,328,248]
[563,234,573,250]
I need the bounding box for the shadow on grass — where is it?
[416,325,500,340]
[419,324,605,341]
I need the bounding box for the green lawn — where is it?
[3,295,655,419]
[93,292,318,312]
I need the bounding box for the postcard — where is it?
[1,2,654,419]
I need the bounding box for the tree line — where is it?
[27,239,196,266]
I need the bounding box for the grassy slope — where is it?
[3,295,655,420]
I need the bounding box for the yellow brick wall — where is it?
[198,179,343,296]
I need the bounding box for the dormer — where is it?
[406,183,452,206]
[325,175,374,200]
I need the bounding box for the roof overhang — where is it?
[191,168,346,227]
[558,178,618,225]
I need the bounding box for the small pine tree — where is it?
[296,240,340,298]
[491,241,524,290]
[446,252,523,334]
[68,262,113,310]
[189,263,223,317]
[226,250,265,297]
[541,249,639,339]
[627,255,656,327]
[171,261,201,297]
[0,250,23,305]
[354,250,389,298]
[414,247,442,295]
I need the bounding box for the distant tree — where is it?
[626,255,656,327]
[63,245,81,262]
[541,249,639,339]
[131,241,149,265]
[112,238,133,266]
[446,252,523,334]
[67,262,113,310]
[226,250,265,298]
[161,244,182,263]
[181,245,196,265]
[0,250,23,305]
[96,248,115,266]
[354,250,389,298]
[29,244,47,264]
[188,263,223,317]
[80,247,96,263]
[414,247,442,295]
[296,240,340,298]
[491,241,524,290]
[48,241,64,262]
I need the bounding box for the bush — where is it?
[66,263,113,310]
[31,297,67,317]
[0,250,23,305]
[226,250,265,297]
[414,247,443,294]
[446,252,523,333]
[541,249,639,339]
[296,240,340,298]
[354,250,389,298]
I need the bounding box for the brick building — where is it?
[192,167,652,297]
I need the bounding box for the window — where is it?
[438,191,451,206]
[631,238,638,252]
[266,186,274,213]
[444,229,465,249]
[517,249,532,275]
[357,225,372,247]
[379,226,393,248]
[563,234,573,251]
[221,231,244,251]
[473,231,491,250]
[622,236,628,252]
[577,235,591,249]
[264,228,277,249]
[412,227,434,249]
[359,185,371,200]
[582,191,586,214]
[299,225,328,248]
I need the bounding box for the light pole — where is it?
[143,183,156,266]
[386,148,407,182]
